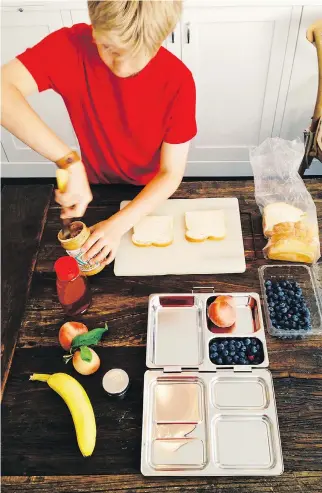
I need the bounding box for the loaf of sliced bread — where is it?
[132,216,174,247]
[185,210,226,242]
[263,202,305,237]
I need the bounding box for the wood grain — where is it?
[2,180,322,492]
[2,472,322,493]
[1,185,53,396]
[1,347,322,477]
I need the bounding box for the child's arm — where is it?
[82,140,190,264]
[1,59,92,217]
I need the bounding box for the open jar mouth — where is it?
[58,221,85,243]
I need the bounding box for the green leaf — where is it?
[80,345,92,363]
[72,323,108,350]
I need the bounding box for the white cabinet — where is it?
[1,3,321,177]
[280,7,321,142]
[279,6,322,176]
[1,8,79,174]
[182,6,301,176]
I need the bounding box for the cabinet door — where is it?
[280,6,322,176]
[1,8,79,172]
[163,24,181,59]
[182,6,296,176]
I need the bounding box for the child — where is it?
[1,1,196,265]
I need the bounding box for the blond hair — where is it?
[88,1,182,55]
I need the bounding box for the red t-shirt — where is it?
[17,24,197,184]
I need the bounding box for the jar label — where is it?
[65,248,101,273]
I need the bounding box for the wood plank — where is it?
[2,471,322,493]
[1,185,53,396]
[15,268,322,375]
[48,178,322,207]
[1,347,322,477]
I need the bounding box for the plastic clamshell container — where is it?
[259,264,322,338]
[141,291,283,477]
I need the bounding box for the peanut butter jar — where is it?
[58,221,105,276]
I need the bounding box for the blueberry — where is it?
[211,352,219,359]
[225,356,233,364]
[216,357,223,365]
[223,340,229,346]
[282,307,288,314]
[229,351,236,357]
[245,338,251,346]
[233,354,240,363]
[240,358,248,365]
[251,346,258,354]
[269,306,275,313]
[265,280,272,286]
[278,291,285,298]
[218,343,225,352]
[223,349,229,357]
[239,352,246,359]
[236,341,242,349]
[271,319,277,326]
[280,302,286,308]
[276,324,282,330]
[251,339,257,345]
[292,315,299,322]
[284,321,290,328]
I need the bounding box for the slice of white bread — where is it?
[263,202,305,237]
[185,210,226,242]
[132,216,173,247]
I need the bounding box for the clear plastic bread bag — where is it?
[250,137,320,264]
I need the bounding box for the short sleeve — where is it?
[16,27,80,94]
[164,72,197,144]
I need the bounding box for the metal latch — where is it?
[233,366,253,373]
[163,366,182,373]
[192,286,215,294]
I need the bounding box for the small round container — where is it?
[58,220,105,276]
[102,369,130,398]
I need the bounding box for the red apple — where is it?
[73,348,100,375]
[59,321,88,351]
[208,296,236,328]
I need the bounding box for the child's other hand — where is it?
[81,218,123,266]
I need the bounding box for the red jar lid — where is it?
[54,256,80,281]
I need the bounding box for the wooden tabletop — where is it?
[2,180,322,493]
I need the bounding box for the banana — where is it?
[30,372,96,457]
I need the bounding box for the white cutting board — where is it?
[114,198,246,276]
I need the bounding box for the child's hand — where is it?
[81,218,123,266]
[55,161,92,218]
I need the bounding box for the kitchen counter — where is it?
[1,180,322,492]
